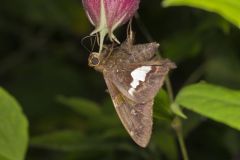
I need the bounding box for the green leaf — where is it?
[176,83,240,131]
[153,89,172,120]
[153,131,178,160]
[162,0,240,28]
[30,130,127,152]
[57,96,102,118]
[0,87,28,160]
[170,103,187,119]
[30,130,85,151]
[162,31,202,62]
[223,130,240,155]
[0,155,10,160]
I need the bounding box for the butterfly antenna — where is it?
[90,35,98,52]
[81,34,97,53]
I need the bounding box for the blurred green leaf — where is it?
[176,83,240,131]
[223,130,240,155]
[152,130,178,160]
[0,155,9,160]
[57,96,102,118]
[0,87,28,160]
[163,0,240,28]
[162,31,202,62]
[153,89,172,120]
[170,103,187,119]
[0,0,90,32]
[205,55,240,88]
[30,130,85,151]
[30,130,132,153]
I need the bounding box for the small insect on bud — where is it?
[82,0,140,52]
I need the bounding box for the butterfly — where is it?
[88,35,176,147]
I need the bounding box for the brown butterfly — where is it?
[88,36,176,147]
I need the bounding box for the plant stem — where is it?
[172,117,189,160]
[135,12,189,160]
[165,76,174,102]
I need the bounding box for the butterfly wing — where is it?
[120,42,160,63]
[104,75,153,147]
[109,59,176,103]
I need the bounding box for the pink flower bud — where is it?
[82,0,140,52]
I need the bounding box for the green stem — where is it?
[172,117,189,160]
[135,12,189,160]
[165,76,174,102]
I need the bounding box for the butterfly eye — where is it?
[88,52,100,67]
[91,57,100,66]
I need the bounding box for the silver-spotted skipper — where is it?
[88,35,176,147]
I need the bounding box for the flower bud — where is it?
[82,0,140,52]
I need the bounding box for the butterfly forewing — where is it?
[119,42,160,64]
[104,76,153,147]
[107,60,175,103]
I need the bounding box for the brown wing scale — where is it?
[104,75,153,147]
[108,59,176,103]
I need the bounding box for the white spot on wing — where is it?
[129,88,135,96]
[128,66,152,96]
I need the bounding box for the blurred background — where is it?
[0,0,240,159]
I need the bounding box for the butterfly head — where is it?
[88,45,113,72]
[88,52,107,72]
[88,52,100,67]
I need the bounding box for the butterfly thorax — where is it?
[88,44,131,73]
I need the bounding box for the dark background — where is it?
[0,0,240,159]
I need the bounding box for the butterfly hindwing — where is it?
[104,75,153,147]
